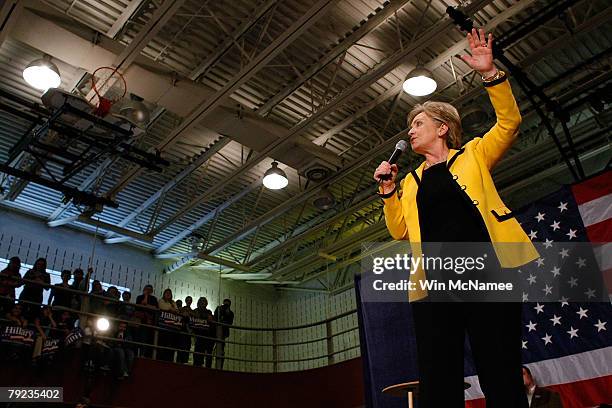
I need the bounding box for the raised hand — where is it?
[458,28,496,78]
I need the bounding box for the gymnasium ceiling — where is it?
[0,0,610,293]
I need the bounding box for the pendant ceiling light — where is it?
[402,66,437,96]
[263,161,288,190]
[23,55,61,91]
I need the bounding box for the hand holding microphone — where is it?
[373,140,408,194]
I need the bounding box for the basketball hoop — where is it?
[90,66,127,117]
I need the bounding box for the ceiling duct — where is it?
[461,106,490,137]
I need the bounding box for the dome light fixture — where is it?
[114,94,150,127]
[263,161,288,190]
[22,55,61,91]
[402,66,437,97]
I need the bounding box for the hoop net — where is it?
[90,67,127,117]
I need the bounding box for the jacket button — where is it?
[472,200,479,206]
[461,185,467,191]
[452,175,458,180]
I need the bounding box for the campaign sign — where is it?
[1,326,34,346]
[158,311,183,330]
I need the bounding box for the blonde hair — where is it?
[407,101,463,149]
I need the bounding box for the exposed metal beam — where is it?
[106,0,147,39]
[46,106,166,222]
[142,0,491,241]
[0,0,23,48]
[48,215,153,242]
[114,0,186,70]
[104,136,230,240]
[119,0,335,234]
[256,0,413,115]
[189,0,278,80]
[154,183,256,254]
[313,0,539,146]
[196,252,251,272]
[201,128,408,257]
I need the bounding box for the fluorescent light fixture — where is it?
[23,56,61,91]
[402,66,437,96]
[262,161,288,190]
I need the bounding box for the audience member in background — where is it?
[110,320,135,380]
[33,306,57,361]
[523,366,563,408]
[119,291,136,322]
[0,256,23,315]
[214,298,234,370]
[48,270,73,313]
[157,288,178,362]
[103,286,121,317]
[70,267,92,312]
[56,310,76,337]
[19,258,51,320]
[192,296,214,368]
[176,299,183,309]
[81,316,110,372]
[2,303,30,361]
[177,296,194,364]
[88,280,106,315]
[135,284,158,358]
[5,303,28,327]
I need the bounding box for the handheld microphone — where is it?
[379,140,408,181]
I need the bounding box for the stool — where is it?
[382,381,471,408]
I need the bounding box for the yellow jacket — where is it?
[382,77,539,301]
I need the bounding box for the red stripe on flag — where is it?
[465,374,612,408]
[587,218,612,243]
[572,170,612,205]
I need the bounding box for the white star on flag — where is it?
[584,288,596,299]
[551,220,561,231]
[576,258,586,268]
[560,296,569,307]
[536,257,545,267]
[529,230,538,240]
[558,202,568,212]
[577,307,589,319]
[594,320,607,332]
[534,303,545,314]
[567,327,579,339]
[544,238,553,248]
[522,340,528,349]
[522,292,529,302]
[559,248,569,258]
[542,333,553,345]
[543,285,553,295]
[551,266,561,277]
[566,229,577,239]
[568,277,578,287]
[527,274,537,285]
[526,321,537,332]
[535,212,546,222]
[550,315,562,326]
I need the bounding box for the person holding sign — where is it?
[157,288,179,362]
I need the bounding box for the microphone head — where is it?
[395,140,408,152]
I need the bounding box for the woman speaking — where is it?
[373,29,538,407]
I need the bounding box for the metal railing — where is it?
[0,277,360,372]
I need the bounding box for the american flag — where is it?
[465,170,612,408]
